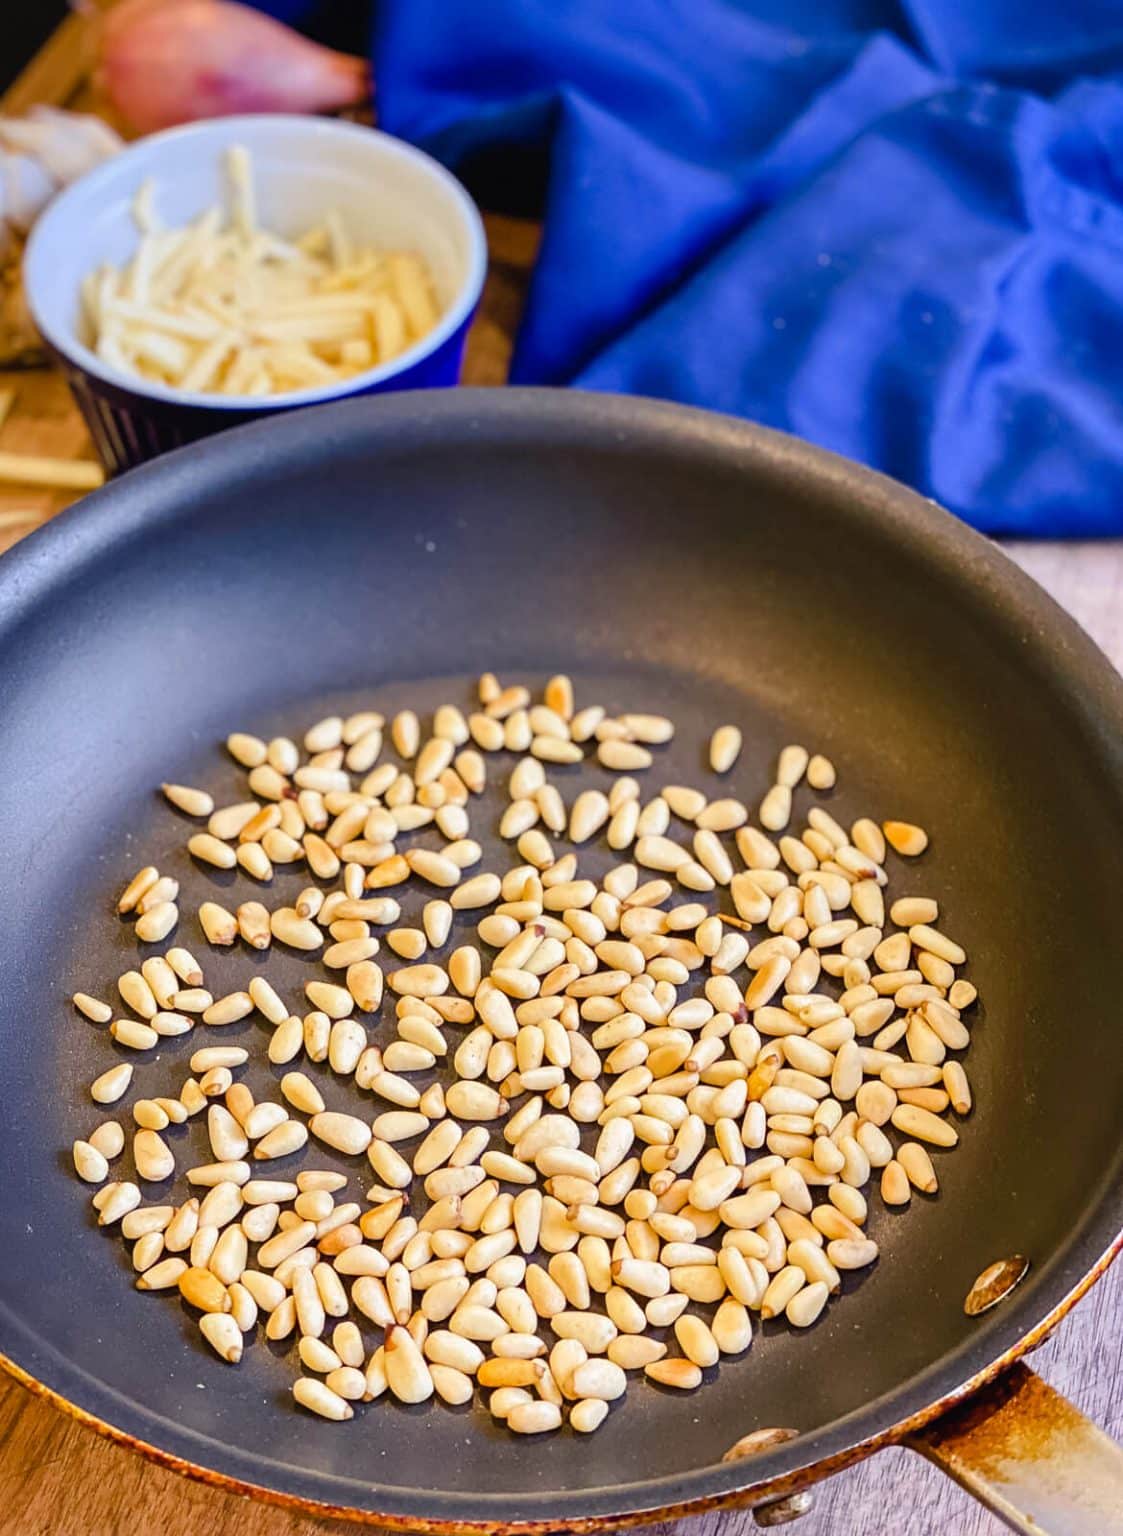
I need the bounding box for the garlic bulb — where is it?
[0,107,122,249]
[0,109,123,364]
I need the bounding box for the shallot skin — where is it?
[98,0,370,135]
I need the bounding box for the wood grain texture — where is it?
[0,367,98,551]
[0,18,1119,1536]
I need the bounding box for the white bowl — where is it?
[24,115,488,470]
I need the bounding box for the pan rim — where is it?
[1,386,1122,1526]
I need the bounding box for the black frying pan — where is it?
[0,390,1121,1534]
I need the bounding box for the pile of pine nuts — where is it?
[72,674,976,1433]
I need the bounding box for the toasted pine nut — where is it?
[898,1141,939,1193]
[891,1104,957,1147]
[118,866,160,914]
[75,677,986,1435]
[881,1160,911,1205]
[645,1358,702,1390]
[270,908,324,950]
[883,820,928,857]
[203,991,253,1026]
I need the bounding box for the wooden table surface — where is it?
[1,15,1121,1536]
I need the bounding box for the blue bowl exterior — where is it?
[54,316,474,476]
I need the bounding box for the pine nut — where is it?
[131,1127,174,1181]
[117,866,160,914]
[597,740,651,771]
[73,1137,110,1183]
[786,1279,829,1327]
[826,1237,879,1270]
[907,923,965,966]
[945,978,975,1010]
[109,1018,158,1051]
[72,680,988,1433]
[379,1323,432,1402]
[90,1063,133,1104]
[92,1180,140,1226]
[300,1335,342,1374]
[87,1120,126,1162]
[199,991,252,1029]
[774,745,807,789]
[883,820,928,857]
[270,908,324,951]
[645,1358,702,1390]
[185,832,236,870]
[307,1111,371,1156]
[553,1394,604,1434]
[705,725,741,775]
[444,873,499,911]
[293,1376,353,1420]
[807,754,835,790]
[898,1141,939,1193]
[670,1312,717,1367]
[531,736,580,765]
[505,1399,560,1433]
[132,880,179,929]
[881,1160,911,1205]
[942,1061,972,1115]
[176,1263,230,1312]
[74,991,114,1026]
[118,969,160,1019]
[759,784,792,832]
[160,782,212,819]
[130,894,178,943]
[891,1104,957,1147]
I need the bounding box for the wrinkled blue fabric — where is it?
[252,0,1123,533]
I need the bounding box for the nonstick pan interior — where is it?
[0,390,1121,1526]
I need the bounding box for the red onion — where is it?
[97,0,370,136]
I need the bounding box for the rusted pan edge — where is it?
[909,1362,1123,1536]
[0,1231,1119,1534]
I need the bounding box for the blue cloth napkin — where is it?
[257,0,1123,534]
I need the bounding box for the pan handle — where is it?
[906,1361,1123,1535]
